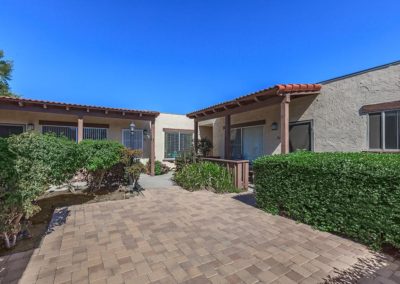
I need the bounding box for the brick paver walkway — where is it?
[1,187,399,284]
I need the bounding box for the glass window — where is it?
[0,124,25,138]
[369,113,382,149]
[164,131,193,159]
[84,127,107,140]
[368,110,400,150]
[42,125,77,141]
[230,126,264,161]
[289,122,312,152]
[122,129,143,150]
[385,111,398,149]
[230,128,242,159]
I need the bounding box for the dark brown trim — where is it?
[0,103,155,121]
[163,128,194,133]
[39,120,109,128]
[361,101,400,114]
[224,119,265,129]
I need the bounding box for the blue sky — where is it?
[1,0,400,114]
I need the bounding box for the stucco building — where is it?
[187,61,400,160]
[0,97,194,175]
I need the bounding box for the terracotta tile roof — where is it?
[0,96,160,116]
[186,83,321,118]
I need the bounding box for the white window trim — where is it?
[121,128,144,150]
[368,109,400,151]
[163,130,194,159]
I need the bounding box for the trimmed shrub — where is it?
[173,161,239,193]
[78,140,124,191]
[1,132,80,248]
[253,151,400,249]
[121,149,145,188]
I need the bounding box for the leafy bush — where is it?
[121,148,145,188]
[146,160,170,175]
[78,140,124,191]
[253,151,400,249]
[173,162,239,193]
[1,132,80,248]
[197,138,213,157]
[175,149,198,172]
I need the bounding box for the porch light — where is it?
[143,129,150,139]
[271,122,278,131]
[129,121,136,133]
[27,123,34,131]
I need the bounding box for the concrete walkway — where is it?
[1,185,399,284]
[138,172,176,189]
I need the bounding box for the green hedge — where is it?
[173,162,240,193]
[253,151,400,249]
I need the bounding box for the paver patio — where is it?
[1,185,399,284]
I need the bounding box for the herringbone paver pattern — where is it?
[2,187,399,283]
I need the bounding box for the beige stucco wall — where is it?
[0,109,194,162]
[206,63,400,158]
[0,110,152,157]
[154,113,194,162]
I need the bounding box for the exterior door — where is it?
[289,121,312,152]
[242,126,264,161]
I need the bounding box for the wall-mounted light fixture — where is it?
[143,129,151,139]
[271,122,278,131]
[27,123,34,131]
[129,121,136,134]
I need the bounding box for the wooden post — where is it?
[77,117,84,142]
[224,115,231,159]
[280,95,290,154]
[194,119,199,155]
[150,119,155,176]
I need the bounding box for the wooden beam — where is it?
[77,117,84,143]
[150,119,156,176]
[194,119,199,155]
[224,115,231,159]
[0,104,156,121]
[195,96,284,122]
[280,95,290,154]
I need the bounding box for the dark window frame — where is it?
[289,120,314,153]
[0,123,26,138]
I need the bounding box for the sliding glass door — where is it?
[230,125,264,161]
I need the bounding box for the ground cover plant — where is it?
[146,160,170,175]
[173,161,239,193]
[253,151,400,250]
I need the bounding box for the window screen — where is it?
[385,111,399,149]
[164,131,193,159]
[84,127,107,140]
[42,125,77,141]
[289,121,312,152]
[122,129,143,150]
[0,124,25,138]
[369,113,382,149]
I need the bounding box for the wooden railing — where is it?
[201,158,249,191]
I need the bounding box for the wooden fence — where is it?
[201,157,249,191]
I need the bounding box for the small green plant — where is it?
[78,140,124,191]
[173,161,239,193]
[146,160,170,175]
[253,151,400,250]
[174,148,198,172]
[197,137,213,157]
[121,148,145,188]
